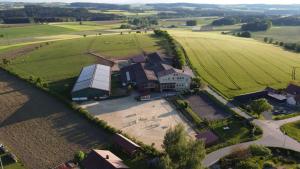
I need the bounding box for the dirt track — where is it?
[0,70,109,169]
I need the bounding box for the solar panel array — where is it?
[72,64,111,92]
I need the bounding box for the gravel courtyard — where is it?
[81,94,196,150]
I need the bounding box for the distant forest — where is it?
[0,5,123,24]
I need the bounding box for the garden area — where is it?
[216,145,300,169]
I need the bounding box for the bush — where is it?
[74,151,86,163]
[263,161,275,169]
[236,160,260,169]
[249,144,272,157]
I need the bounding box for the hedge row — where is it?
[153,29,186,69]
[0,66,160,157]
[174,98,203,127]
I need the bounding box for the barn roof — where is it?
[286,83,300,95]
[82,150,129,169]
[113,133,141,154]
[72,64,111,93]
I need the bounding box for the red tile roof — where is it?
[196,130,219,146]
[82,150,129,169]
[113,134,141,155]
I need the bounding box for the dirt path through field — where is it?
[0,69,109,169]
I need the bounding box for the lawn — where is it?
[252,26,300,43]
[170,30,300,99]
[2,33,161,97]
[281,120,300,142]
[0,152,25,169]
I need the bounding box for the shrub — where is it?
[74,151,86,163]
[263,161,275,169]
[249,144,272,157]
[236,160,260,169]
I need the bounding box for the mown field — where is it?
[0,21,122,46]
[2,33,161,96]
[281,120,300,142]
[170,30,300,98]
[252,26,300,43]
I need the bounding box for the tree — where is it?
[250,98,273,116]
[264,37,268,43]
[186,20,197,26]
[160,124,205,169]
[268,38,273,44]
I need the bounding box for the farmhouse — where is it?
[120,52,193,93]
[71,64,111,101]
[82,149,129,169]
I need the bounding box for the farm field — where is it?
[251,26,300,43]
[0,21,123,46]
[1,34,161,97]
[0,70,109,169]
[90,9,158,16]
[169,30,300,98]
[159,17,218,27]
[281,120,300,142]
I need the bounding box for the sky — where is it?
[2,0,300,4]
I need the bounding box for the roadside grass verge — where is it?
[281,120,300,142]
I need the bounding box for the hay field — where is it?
[170,30,300,98]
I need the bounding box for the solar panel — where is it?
[72,64,111,92]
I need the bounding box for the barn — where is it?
[71,64,111,101]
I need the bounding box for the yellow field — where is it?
[170,30,300,98]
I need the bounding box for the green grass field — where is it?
[0,22,122,45]
[2,34,161,96]
[252,26,300,43]
[281,120,300,142]
[159,17,218,27]
[170,30,300,98]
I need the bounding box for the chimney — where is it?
[106,155,109,159]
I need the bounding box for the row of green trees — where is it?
[154,30,186,69]
[264,37,300,53]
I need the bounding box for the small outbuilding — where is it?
[82,149,129,169]
[71,64,111,101]
[113,133,141,155]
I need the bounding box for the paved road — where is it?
[203,87,300,167]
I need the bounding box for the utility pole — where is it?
[0,156,3,169]
[283,131,287,147]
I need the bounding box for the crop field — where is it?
[2,34,161,95]
[170,30,300,98]
[252,26,300,43]
[0,70,109,169]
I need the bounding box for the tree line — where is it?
[0,5,123,24]
[154,30,186,69]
